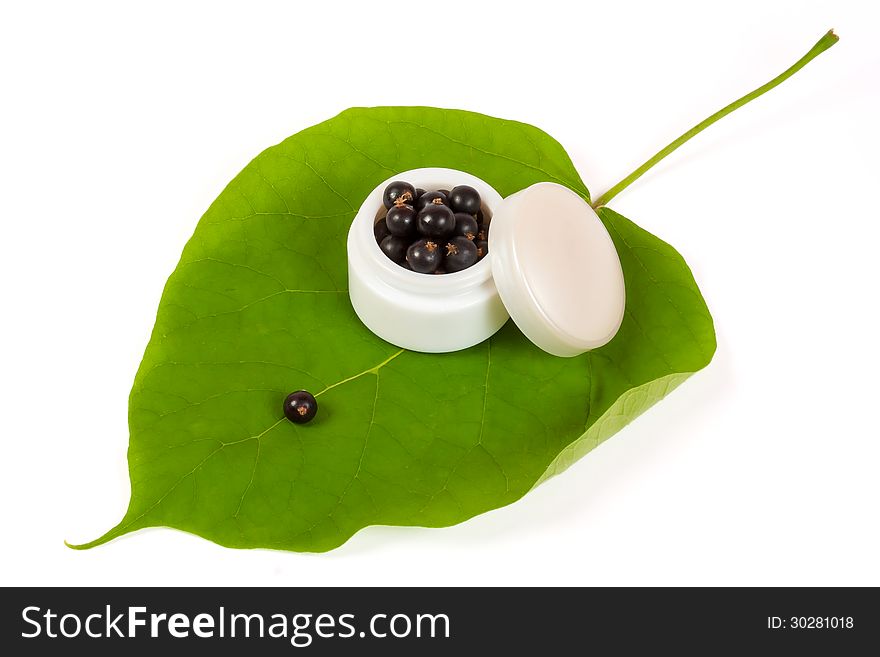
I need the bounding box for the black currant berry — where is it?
[448,185,481,214]
[374,218,390,243]
[385,203,417,237]
[417,201,456,237]
[379,235,409,264]
[415,188,426,199]
[415,190,448,211]
[437,189,451,197]
[382,181,416,209]
[406,239,442,273]
[283,390,317,424]
[475,209,484,224]
[477,224,489,241]
[474,239,488,259]
[453,213,479,240]
[444,236,479,272]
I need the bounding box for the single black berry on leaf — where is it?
[453,213,479,240]
[283,390,317,424]
[448,185,481,214]
[444,236,479,272]
[474,239,488,259]
[385,203,417,237]
[374,219,390,243]
[415,190,448,211]
[418,201,456,237]
[407,239,442,273]
[382,181,416,209]
[380,235,409,264]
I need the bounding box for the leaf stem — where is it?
[591,29,839,209]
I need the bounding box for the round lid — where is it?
[488,183,626,357]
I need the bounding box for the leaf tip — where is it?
[64,523,128,551]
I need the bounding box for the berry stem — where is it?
[591,29,839,209]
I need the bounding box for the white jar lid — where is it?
[488,182,626,357]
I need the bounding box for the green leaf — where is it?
[71,107,715,552]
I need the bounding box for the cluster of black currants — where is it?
[374,180,490,274]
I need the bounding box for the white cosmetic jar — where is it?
[347,168,508,353]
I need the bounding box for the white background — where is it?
[1,0,878,586]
